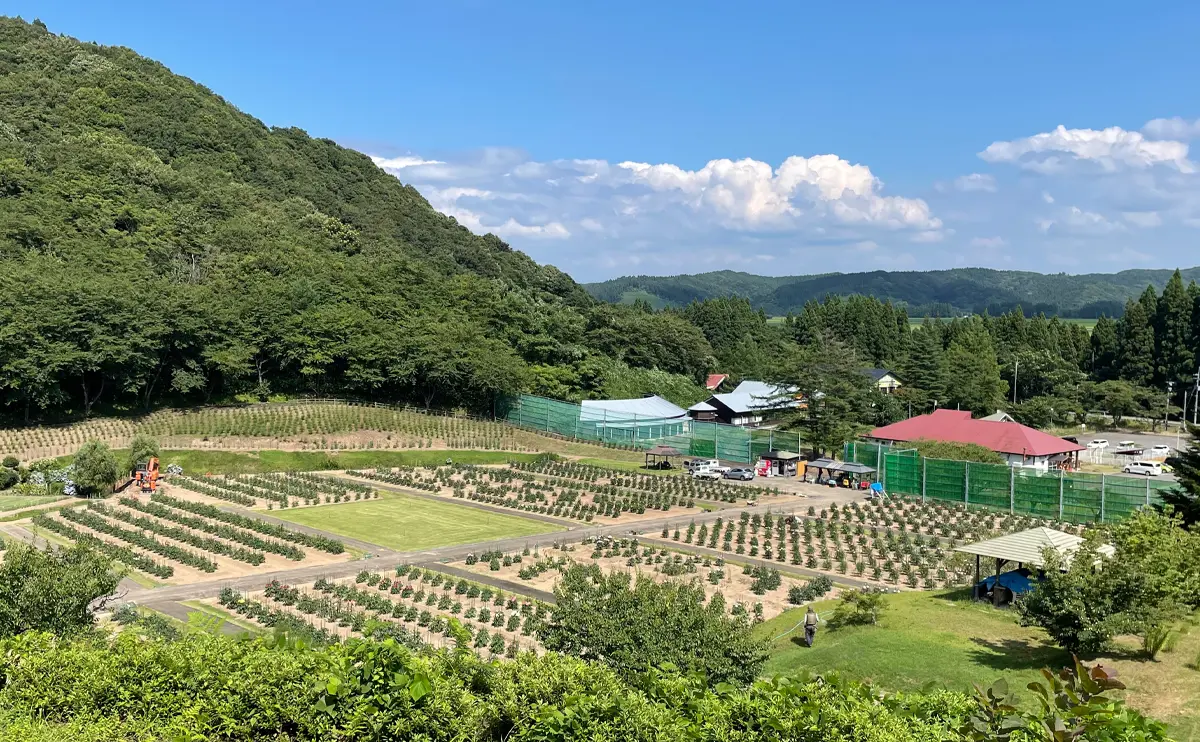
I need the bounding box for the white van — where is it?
[1123,461,1162,477]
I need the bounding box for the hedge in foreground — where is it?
[0,631,1167,741]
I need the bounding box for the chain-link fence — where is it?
[503,394,802,463]
[845,440,1173,524]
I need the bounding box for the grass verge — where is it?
[755,589,1200,740]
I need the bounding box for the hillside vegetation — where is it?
[0,18,712,421]
[586,267,1200,317]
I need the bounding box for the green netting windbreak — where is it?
[1061,472,1103,523]
[924,458,967,504]
[883,450,920,496]
[502,394,802,465]
[966,461,1011,511]
[847,441,884,469]
[1101,475,1154,523]
[1012,469,1063,520]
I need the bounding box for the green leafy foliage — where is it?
[0,541,120,638]
[70,440,119,495]
[829,588,888,628]
[540,564,769,684]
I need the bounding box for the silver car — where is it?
[724,467,755,481]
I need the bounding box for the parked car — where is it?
[1087,439,1109,449]
[1150,444,1171,457]
[684,458,720,472]
[1117,440,1137,449]
[724,467,754,481]
[692,469,723,480]
[1123,461,1162,476]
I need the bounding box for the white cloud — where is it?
[370,154,445,169]
[617,155,942,230]
[1060,206,1126,235]
[1041,191,1055,204]
[1143,117,1200,141]
[979,125,1193,172]
[1122,211,1162,227]
[969,236,1006,248]
[954,173,997,192]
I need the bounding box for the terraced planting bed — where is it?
[344,459,801,525]
[217,565,548,657]
[655,501,1096,590]
[0,402,536,460]
[450,537,840,623]
[170,471,379,510]
[29,494,349,583]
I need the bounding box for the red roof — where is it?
[705,374,729,390]
[868,409,1084,458]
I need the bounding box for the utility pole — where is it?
[1166,381,1175,434]
[1012,359,1019,405]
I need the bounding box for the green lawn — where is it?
[0,495,62,512]
[271,491,560,551]
[756,590,1200,740]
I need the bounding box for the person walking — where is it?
[803,606,820,647]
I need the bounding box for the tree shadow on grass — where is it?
[967,637,1071,672]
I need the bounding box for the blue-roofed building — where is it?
[687,380,799,427]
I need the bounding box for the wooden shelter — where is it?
[644,444,684,470]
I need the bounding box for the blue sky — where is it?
[18,1,1200,280]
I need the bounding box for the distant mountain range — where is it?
[583,267,1200,318]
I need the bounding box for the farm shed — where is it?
[956,526,1114,605]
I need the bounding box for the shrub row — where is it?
[60,507,218,573]
[30,514,174,578]
[151,493,345,554]
[88,503,265,566]
[118,497,305,560]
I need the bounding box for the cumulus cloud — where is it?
[1143,117,1200,141]
[954,173,997,192]
[1122,211,1162,228]
[616,155,942,230]
[979,125,1193,172]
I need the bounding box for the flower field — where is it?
[344,459,797,524]
[0,402,536,460]
[218,566,549,657]
[29,494,349,582]
[452,537,837,622]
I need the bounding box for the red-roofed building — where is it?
[867,409,1084,471]
[705,374,729,391]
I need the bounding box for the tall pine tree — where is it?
[1117,298,1155,387]
[941,323,1007,415]
[1155,269,1194,386]
[900,322,945,410]
[1159,424,1200,526]
[1089,315,1119,380]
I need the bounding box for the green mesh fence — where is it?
[503,394,802,464]
[844,440,1168,524]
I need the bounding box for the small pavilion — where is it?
[954,526,1113,606]
[643,444,684,470]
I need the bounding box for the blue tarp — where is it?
[978,568,1036,595]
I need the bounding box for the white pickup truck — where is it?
[686,459,730,479]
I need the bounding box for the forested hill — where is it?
[0,18,716,420]
[585,267,1200,317]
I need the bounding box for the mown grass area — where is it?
[0,495,63,512]
[271,489,561,551]
[54,449,546,476]
[755,590,1200,740]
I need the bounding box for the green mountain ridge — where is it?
[585,267,1200,317]
[0,17,712,419]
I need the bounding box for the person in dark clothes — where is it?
[803,606,820,647]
